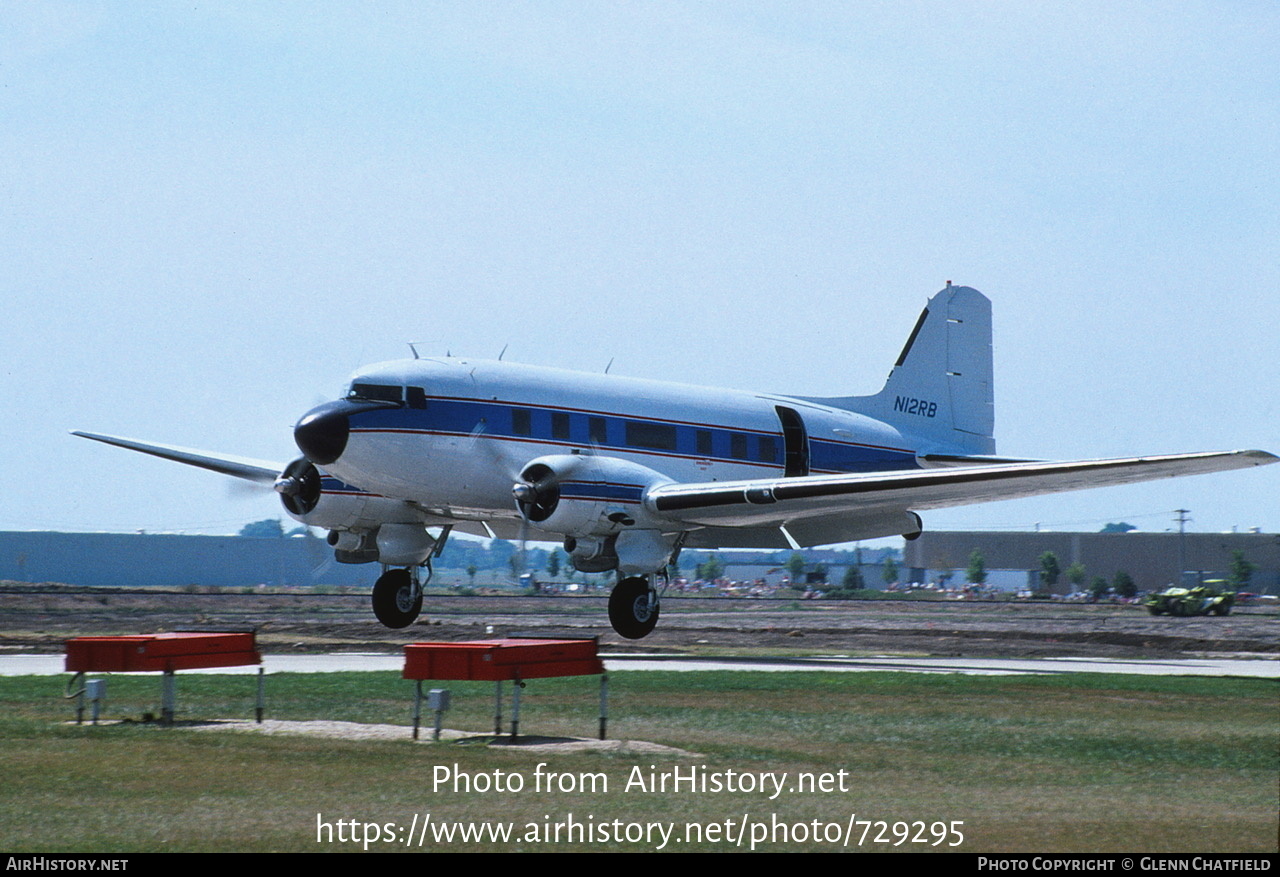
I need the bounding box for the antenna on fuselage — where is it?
[498,344,509,361]
[604,357,614,375]
[407,342,423,360]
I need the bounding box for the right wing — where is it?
[648,449,1277,532]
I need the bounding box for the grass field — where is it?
[1,671,1275,853]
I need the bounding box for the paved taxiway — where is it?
[2,653,1275,677]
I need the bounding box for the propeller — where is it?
[512,463,560,523]
[274,457,322,516]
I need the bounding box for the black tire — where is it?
[608,576,659,639]
[372,569,422,629]
[1147,605,1164,616]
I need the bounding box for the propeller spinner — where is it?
[512,463,560,523]
[275,457,322,516]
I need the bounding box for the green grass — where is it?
[0,672,1275,852]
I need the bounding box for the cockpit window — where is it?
[348,383,404,404]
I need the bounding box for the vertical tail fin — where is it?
[804,285,995,455]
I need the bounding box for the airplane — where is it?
[74,284,1276,638]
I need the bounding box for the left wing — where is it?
[71,431,284,484]
[647,450,1277,532]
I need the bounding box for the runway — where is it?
[2,653,1276,677]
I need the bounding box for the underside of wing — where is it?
[72,431,284,484]
[648,450,1278,539]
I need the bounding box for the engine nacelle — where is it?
[564,535,618,573]
[324,524,440,566]
[513,454,674,539]
[375,523,440,566]
[279,461,422,533]
[277,458,431,565]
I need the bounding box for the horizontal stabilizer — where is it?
[72,431,283,484]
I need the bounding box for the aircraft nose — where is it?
[294,399,396,465]
[293,400,355,465]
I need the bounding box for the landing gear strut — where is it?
[608,575,660,639]
[372,568,423,629]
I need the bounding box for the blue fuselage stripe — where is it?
[349,398,916,474]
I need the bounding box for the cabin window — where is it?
[730,434,748,460]
[347,383,403,404]
[589,416,608,445]
[696,429,713,456]
[758,436,778,464]
[626,421,677,451]
[512,408,532,436]
[551,412,571,440]
[406,386,427,409]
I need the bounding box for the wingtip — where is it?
[1240,449,1280,465]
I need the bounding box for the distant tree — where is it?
[1100,522,1137,533]
[466,564,478,587]
[842,565,865,590]
[1089,575,1110,601]
[1113,570,1137,598]
[1065,561,1087,592]
[1226,550,1257,590]
[239,519,283,538]
[1038,552,1061,592]
[785,552,807,584]
[698,553,724,582]
[882,557,899,586]
[966,549,987,585]
[546,549,561,579]
[488,539,516,569]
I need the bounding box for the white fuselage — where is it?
[320,356,924,531]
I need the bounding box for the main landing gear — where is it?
[372,567,423,629]
[608,575,660,639]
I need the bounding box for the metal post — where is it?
[494,680,503,736]
[427,689,450,742]
[255,667,265,724]
[599,674,608,740]
[412,680,423,741]
[1176,509,1190,586]
[85,678,105,726]
[511,674,521,740]
[161,668,175,726]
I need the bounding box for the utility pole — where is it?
[1174,509,1190,586]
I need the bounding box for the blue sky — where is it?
[3,2,1276,540]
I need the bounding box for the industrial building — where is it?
[2,529,1277,595]
[0,530,371,589]
[903,530,1279,594]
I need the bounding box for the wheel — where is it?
[608,576,660,639]
[372,569,422,629]
[1147,604,1164,616]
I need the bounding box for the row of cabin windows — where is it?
[346,387,785,466]
[511,408,778,464]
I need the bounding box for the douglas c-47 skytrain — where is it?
[75,286,1276,638]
